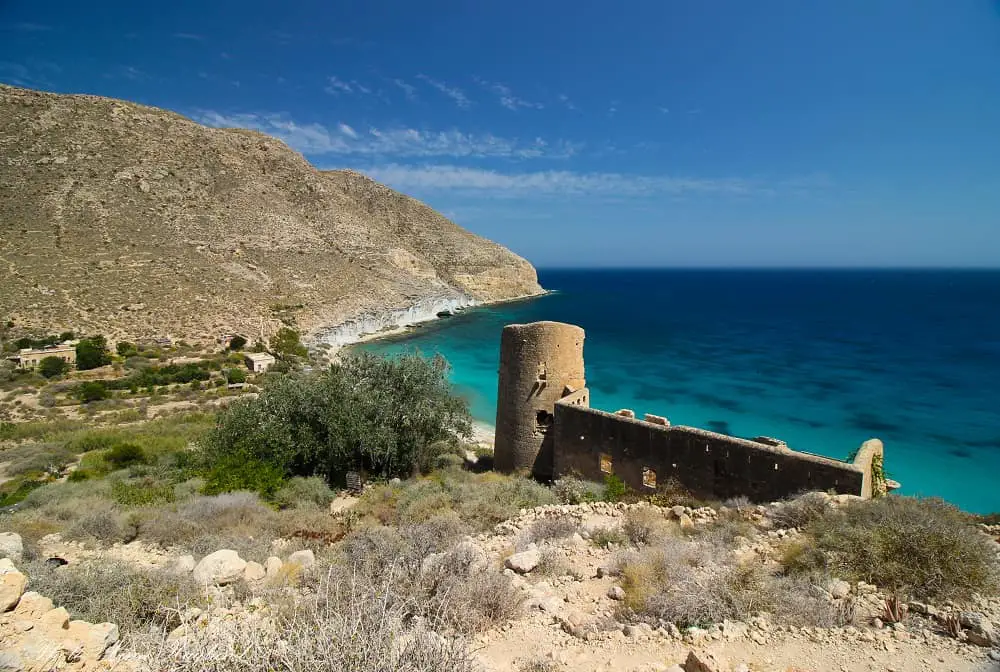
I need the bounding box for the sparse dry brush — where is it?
[131,573,477,672]
[619,535,834,627]
[24,559,203,637]
[785,495,1000,601]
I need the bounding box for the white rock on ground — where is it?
[192,550,247,585]
[504,548,541,574]
[288,549,315,569]
[0,532,23,562]
[265,556,283,579]
[827,578,851,599]
[0,561,120,670]
[0,558,27,612]
[607,585,626,600]
[171,554,196,574]
[244,561,266,583]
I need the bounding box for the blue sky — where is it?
[2,1,999,267]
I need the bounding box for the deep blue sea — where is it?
[359,270,1000,513]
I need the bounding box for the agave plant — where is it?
[943,612,963,639]
[881,594,907,624]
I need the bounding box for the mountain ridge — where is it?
[0,84,542,344]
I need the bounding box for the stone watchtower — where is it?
[494,321,585,479]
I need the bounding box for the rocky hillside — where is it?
[0,84,541,343]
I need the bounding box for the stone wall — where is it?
[552,392,869,502]
[494,321,585,479]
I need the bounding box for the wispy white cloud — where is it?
[609,100,619,115]
[390,78,417,100]
[192,111,578,159]
[558,94,577,111]
[365,164,758,197]
[0,60,60,88]
[416,74,471,109]
[475,78,543,111]
[104,65,148,82]
[2,22,52,32]
[658,106,670,114]
[325,75,353,95]
[172,32,204,41]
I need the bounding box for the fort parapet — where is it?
[494,321,887,502]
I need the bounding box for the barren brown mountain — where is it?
[0,84,541,344]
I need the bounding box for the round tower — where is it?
[494,321,585,479]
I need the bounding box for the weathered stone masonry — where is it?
[494,321,586,479]
[495,321,885,502]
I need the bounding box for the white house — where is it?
[243,352,276,373]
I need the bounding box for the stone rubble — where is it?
[0,560,120,671]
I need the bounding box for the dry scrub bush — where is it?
[338,518,521,634]
[620,536,833,627]
[623,508,672,545]
[770,492,833,530]
[25,559,203,636]
[272,476,335,510]
[792,496,1000,601]
[131,572,476,672]
[590,526,628,548]
[551,475,603,504]
[354,469,555,531]
[521,515,579,546]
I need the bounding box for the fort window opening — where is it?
[535,410,553,427]
[599,453,612,474]
[642,467,656,489]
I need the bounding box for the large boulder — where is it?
[192,550,246,585]
[0,559,27,612]
[0,533,23,562]
[287,549,315,570]
[504,548,541,574]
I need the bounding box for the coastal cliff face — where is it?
[0,84,542,343]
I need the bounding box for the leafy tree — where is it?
[203,352,471,490]
[116,341,138,357]
[38,356,70,378]
[76,336,112,370]
[268,327,307,359]
[77,381,108,403]
[58,331,75,342]
[225,368,247,384]
[228,335,247,351]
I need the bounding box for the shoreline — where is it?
[311,289,551,358]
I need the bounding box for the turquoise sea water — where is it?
[358,270,1000,514]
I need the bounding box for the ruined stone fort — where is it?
[494,321,888,502]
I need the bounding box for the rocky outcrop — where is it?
[0,560,120,671]
[0,84,542,344]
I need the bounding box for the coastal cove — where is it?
[357,269,1000,514]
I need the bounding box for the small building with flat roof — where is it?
[14,344,77,370]
[244,352,276,373]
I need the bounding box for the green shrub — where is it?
[77,381,108,403]
[116,341,138,357]
[521,515,579,545]
[75,336,112,370]
[273,476,336,509]
[589,526,628,548]
[269,327,307,359]
[228,335,247,351]
[111,479,175,507]
[203,352,471,486]
[105,442,147,468]
[0,476,47,507]
[791,496,1000,601]
[603,473,628,502]
[202,453,285,499]
[38,356,69,378]
[225,367,246,384]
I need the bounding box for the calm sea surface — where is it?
[359,270,1000,513]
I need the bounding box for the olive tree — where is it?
[203,352,471,491]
